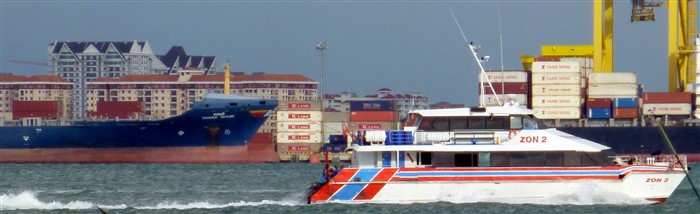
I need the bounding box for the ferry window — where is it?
[433,153,455,167]
[510,116,523,130]
[468,117,486,129]
[490,153,509,167]
[486,117,507,129]
[455,153,478,167]
[564,152,582,166]
[545,152,564,166]
[509,152,528,167]
[432,117,449,131]
[581,153,598,166]
[419,152,432,165]
[527,152,546,166]
[523,117,538,130]
[418,118,435,131]
[450,117,469,130]
[478,153,491,167]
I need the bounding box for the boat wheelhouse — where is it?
[307,106,688,204]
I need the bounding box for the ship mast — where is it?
[449,9,502,107]
[224,63,231,95]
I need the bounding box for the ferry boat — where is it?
[306,105,688,204]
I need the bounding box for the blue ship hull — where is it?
[0,94,278,163]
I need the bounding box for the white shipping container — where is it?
[322,112,349,122]
[531,96,581,107]
[478,94,528,107]
[532,61,580,73]
[277,121,321,133]
[276,132,323,143]
[561,57,593,76]
[322,122,344,133]
[478,71,529,83]
[587,84,638,97]
[277,100,322,111]
[276,111,322,122]
[348,122,395,131]
[532,73,581,84]
[696,94,700,105]
[588,73,637,84]
[642,103,692,115]
[531,84,581,96]
[533,107,581,119]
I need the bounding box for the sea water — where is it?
[1,163,698,213]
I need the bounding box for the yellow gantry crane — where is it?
[522,0,697,92]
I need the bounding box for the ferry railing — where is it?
[413,130,509,145]
[615,154,688,171]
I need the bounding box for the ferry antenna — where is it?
[449,8,502,107]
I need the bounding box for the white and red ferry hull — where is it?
[309,166,686,204]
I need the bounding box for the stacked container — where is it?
[530,61,583,120]
[477,70,530,107]
[275,100,323,162]
[348,100,397,135]
[642,92,693,116]
[612,97,639,119]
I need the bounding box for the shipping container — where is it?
[322,122,344,134]
[587,108,612,119]
[276,111,322,122]
[587,84,638,97]
[322,112,349,122]
[276,143,323,154]
[531,96,581,107]
[643,92,692,104]
[349,111,396,122]
[276,132,323,143]
[531,73,581,84]
[613,98,639,108]
[588,73,637,84]
[277,100,323,111]
[531,84,581,96]
[96,101,141,112]
[277,121,322,132]
[586,98,612,108]
[12,100,59,113]
[13,111,58,120]
[348,122,395,130]
[479,82,529,94]
[349,100,395,111]
[321,144,347,153]
[613,108,638,119]
[642,103,692,115]
[478,71,529,83]
[478,94,528,106]
[532,107,581,119]
[532,61,581,73]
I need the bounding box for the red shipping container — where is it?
[13,111,58,120]
[479,82,529,94]
[349,111,396,122]
[97,101,142,112]
[643,92,692,104]
[613,108,638,119]
[586,98,611,108]
[12,101,58,113]
[534,57,560,62]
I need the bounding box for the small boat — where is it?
[306,106,688,204]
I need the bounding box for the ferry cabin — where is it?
[352,106,616,169]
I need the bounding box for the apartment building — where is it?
[0,74,73,125]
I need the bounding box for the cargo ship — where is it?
[0,93,278,163]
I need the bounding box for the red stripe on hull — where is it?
[354,168,398,200]
[309,168,359,202]
[0,146,278,163]
[407,175,620,181]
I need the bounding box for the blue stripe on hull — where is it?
[330,168,381,201]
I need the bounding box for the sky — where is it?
[0,0,688,105]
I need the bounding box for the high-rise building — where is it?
[48,41,216,119]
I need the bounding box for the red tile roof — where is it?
[0,75,70,83]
